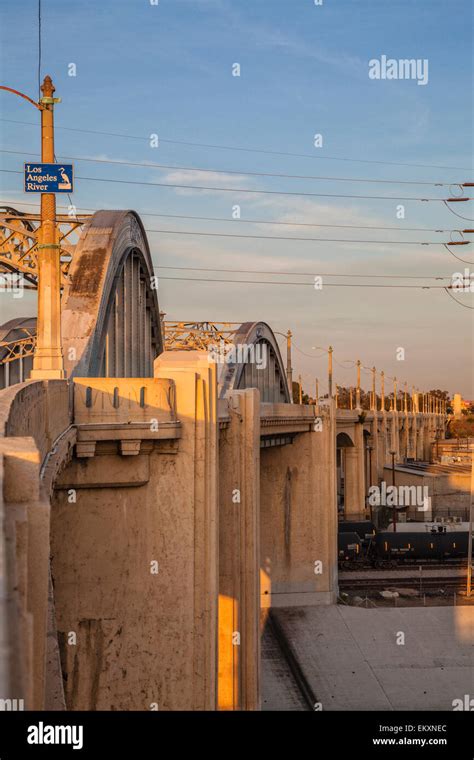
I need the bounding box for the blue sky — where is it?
[0,0,472,395]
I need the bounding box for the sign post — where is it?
[30,76,66,379]
[24,163,73,193]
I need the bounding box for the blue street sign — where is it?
[24,163,74,193]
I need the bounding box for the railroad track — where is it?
[339,561,466,572]
[339,576,465,591]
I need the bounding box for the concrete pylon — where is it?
[344,424,365,517]
[453,393,462,419]
[218,388,261,711]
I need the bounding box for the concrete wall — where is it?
[260,405,338,608]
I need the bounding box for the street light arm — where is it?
[0,85,42,110]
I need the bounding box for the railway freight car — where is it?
[374,530,469,563]
[338,532,363,565]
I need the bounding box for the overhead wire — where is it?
[144,227,449,245]
[0,198,459,233]
[444,287,474,309]
[0,117,469,171]
[0,168,454,201]
[154,265,451,280]
[0,148,459,187]
[157,275,448,288]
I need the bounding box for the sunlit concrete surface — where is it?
[268,606,474,711]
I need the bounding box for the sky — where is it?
[0,0,472,396]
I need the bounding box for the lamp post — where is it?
[0,77,65,379]
[356,359,361,410]
[328,346,333,399]
[286,330,293,391]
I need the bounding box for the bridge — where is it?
[0,208,445,711]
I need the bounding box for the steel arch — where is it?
[61,210,162,377]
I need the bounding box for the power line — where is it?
[0,117,468,172]
[154,265,451,280]
[157,275,448,289]
[443,201,474,222]
[0,168,452,201]
[0,199,455,233]
[444,287,474,309]
[144,227,452,245]
[37,1,42,97]
[1,148,457,187]
[443,243,474,265]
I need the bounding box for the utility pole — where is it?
[315,378,319,411]
[31,76,65,378]
[328,346,333,399]
[298,374,303,405]
[380,370,385,412]
[371,366,376,411]
[286,330,293,392]
[0,76,65,379]
[356,359,361,409]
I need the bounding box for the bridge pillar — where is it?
[423,417,432,460]
[344,423,365,518]
[401,412,409,460]
[260,405,337,606]
[389,411,400,461]
[410,414,417,459]
[0,436,50,710]
[51,355,219,710]
[416,418,425,460]
[218,389,260,711]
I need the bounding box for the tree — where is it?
[292,381,310,404]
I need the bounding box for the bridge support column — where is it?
[0,437,50,709]
[368,416,380,489]
[416,419,424,460]
[423,418,432,460]
[260,406,337,607]
[344,424,365,518]
[218,389,260,711]
[401,413,409,460]
[51,355,219,710]
[389,411,400,461]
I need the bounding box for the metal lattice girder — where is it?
[163,321,241,351]
[0,206,89,287]
[0,331,36,364]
